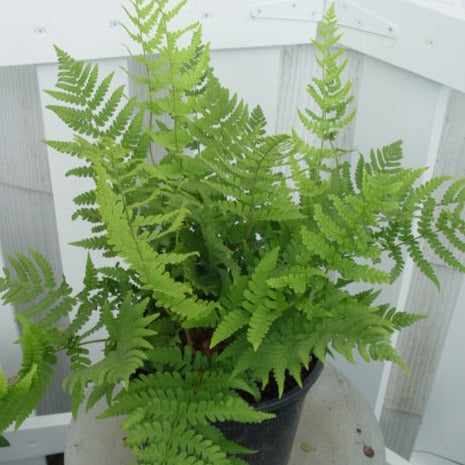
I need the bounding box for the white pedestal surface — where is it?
[65,365,386,465]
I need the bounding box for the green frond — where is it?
[301,9,355,143]
[100,353,272,464]
[0,315,57,432]
[0,252,75,328]
[65,293,157,416]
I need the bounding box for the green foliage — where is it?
[101,348,271,465]
[2,2,465,464]
[0,435,9,447]
[299,4,355,142]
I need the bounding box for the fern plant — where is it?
[2,2,465,463]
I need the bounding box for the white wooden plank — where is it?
[1,459,47,465]
[345,56,444,413]
[380,265,463,457]
[337,0,465,93]
[374,85,451,419]
[0,247,22,380]
[412,278,465,464]
[381,409,422,459]
[0,413,71,461]
[378,86,465,457]
[352,55,443,168]
[0,0,320,67]
[0,66,52,193]
[210,47,282,131]
[386,448,413,465]
[0,186,72,415]
[2,0,465,95]
[410,451,461,465]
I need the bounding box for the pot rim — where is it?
[253,359,324,412]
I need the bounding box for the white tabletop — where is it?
[65,365,386,465]
[290,365,385,464]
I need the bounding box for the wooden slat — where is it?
[379,88,465,457]
[0,247,22,379]
[1,459,46,465]
[412,277,465,463]
[0,66,52,193]
[210,47,283,129]
[0,64,70,416]
[0,0,320,67]
[338,0,465,93]
[1,413,71,461]
[274,44,317,136]
[1,0,465,95]
[386,447,414,465]
[381,266,464,454]
[374,85,451,419]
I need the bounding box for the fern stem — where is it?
[184,328,194,348]
[142,45,156,165]
[108,152,161,308]
[244,142,276,243]
[318,35,328,159]
[166,30,182,158]
[77,337,109,347]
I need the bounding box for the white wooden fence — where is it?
[1,1,465,464]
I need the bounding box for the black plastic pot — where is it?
[218,361,324,465]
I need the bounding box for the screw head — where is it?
[34,27,47,36]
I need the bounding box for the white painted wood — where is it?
[346,55,444,411]
[0,247,22,381]
[336,0,465,93]
[352,55,443,168]
[0,0,319,67]
[332,1,398,38]
[1,458,47,465]
[0,66,52,193]
[374,85,451,419]
[210,47,282,131]
[379,86,465,457]
[412,278,465,464]
[410,451,459,465]
[382,268,463,407]
[3,0,465,97]
[387,448,414,465]
[0,413,70,462]
[251,0,324,23]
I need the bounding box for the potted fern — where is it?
[2,1,465,464]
